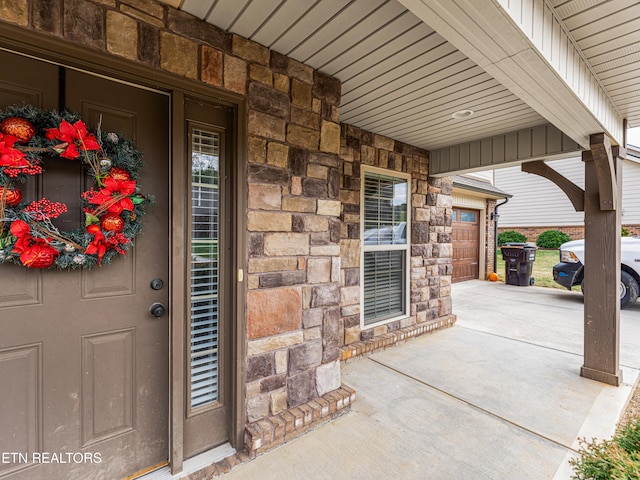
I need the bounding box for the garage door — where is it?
[452,208,480,282]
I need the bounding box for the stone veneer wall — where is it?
[339,124,454,345]
[1,0,457,453]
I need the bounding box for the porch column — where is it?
[581,134,623,386]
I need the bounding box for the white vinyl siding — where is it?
[452,192,487,210]
[361,166,410,328]
[622,158,640,224]
[495,158,584,227]
[495,157,640,227]
[496,0,623,143]
[466,171,494,183]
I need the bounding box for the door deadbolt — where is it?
[149,302,166,318]
[150,278,164,290]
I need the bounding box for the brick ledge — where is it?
[339,314,457,361]
[244,384,356,457]
[181,385,356,478]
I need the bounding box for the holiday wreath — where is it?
[0,105,152,269]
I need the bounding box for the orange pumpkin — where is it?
[488,272,499,282]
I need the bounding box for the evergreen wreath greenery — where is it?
[0,105,152,269]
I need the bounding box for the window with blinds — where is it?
[190,128,220,410]
[361,168,410,327]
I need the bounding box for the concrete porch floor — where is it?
[222,280,640,480]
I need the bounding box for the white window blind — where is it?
[361,168,410,327]
[190,128,220,409]
[363,250,406,323]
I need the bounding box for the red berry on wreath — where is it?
[0,186,22,206]
[107,167,131,183]
[0,117,35,143]
[101,213,125,232]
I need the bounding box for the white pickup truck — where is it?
[553,237,640,308]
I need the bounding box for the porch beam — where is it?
[521,161,584,212]
[581,134,623,386]
[588,133,627,211]
[429,123,580,176]
[399,0,624,148]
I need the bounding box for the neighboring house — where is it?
[452,175,511,282]
[0,1,637,479]
[495,146,640,241]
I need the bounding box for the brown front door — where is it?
[452,208,480,282]
[0,51,169,479]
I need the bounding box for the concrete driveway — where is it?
[454,280,640,370]
[222,281,640,480]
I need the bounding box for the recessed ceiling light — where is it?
[452,109,474,119]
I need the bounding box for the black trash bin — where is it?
[501,243,537,286]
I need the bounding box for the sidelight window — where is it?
[189,128,220,410]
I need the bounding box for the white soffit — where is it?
[172,0,639,151]
[398,0,627,148]
[551,0,640,134]
[179,0,546,150]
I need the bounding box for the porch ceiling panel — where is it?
[179,0,546,151]
[174,0,640,154]
[551,0,640,131]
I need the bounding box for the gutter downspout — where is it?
[491,197,509,273]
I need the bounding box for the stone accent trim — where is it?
[339,314,456,361]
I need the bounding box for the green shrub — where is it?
[497,230,526,246]
[570,419,640,479]
[622,227,630,237]
[536,230,571,249]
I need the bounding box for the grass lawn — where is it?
[495,248,577,290]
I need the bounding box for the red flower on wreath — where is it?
[45,119,101,160]
[88,177,137,214]
[85,224,109,265]
[0,133,29,167]
[10,219,58,268]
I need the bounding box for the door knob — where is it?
[149,302,166,318]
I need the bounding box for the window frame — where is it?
[360,165,412,330]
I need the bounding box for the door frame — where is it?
[0,22,248,475]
